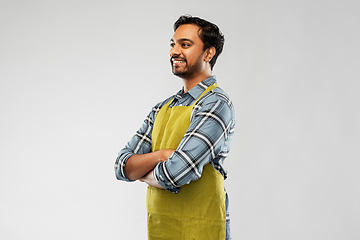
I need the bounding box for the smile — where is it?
[172,58,186,67]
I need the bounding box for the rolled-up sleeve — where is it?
[153,96,235,193]
[115,106,157,181]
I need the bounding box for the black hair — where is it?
[174,15,225,70]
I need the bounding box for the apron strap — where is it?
[192,82,218,106]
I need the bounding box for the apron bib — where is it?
[147,83,226,240]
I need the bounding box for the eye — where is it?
[170,42,175,48]
[182,43,190,47]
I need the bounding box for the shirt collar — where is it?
[175,75,217,100]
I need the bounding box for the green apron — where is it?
[147,83,226,239]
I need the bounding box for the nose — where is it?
[169,43,181,57]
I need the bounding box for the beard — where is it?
[171,54,204,79]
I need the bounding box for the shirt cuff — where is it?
[154,162,180,194]
[116,152,136,182]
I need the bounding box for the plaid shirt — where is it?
[115,76,235,191]
[115,76,235,239]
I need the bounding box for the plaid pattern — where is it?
[115,76,235,239]
[155,80,235,191]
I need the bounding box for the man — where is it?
[115,15,235,240]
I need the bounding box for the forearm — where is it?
[125,151,162,181]
[125,149,175,181]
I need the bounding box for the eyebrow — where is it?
[170,38,195,44]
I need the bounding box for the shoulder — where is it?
[196,87,234,112]
[152,95,174,110]
[148,94,174,120]
[192,86,235,125]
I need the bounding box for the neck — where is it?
[182,70,212,93]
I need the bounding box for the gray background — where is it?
[1,0,359,239]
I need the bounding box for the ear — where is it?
[204,46,216,63]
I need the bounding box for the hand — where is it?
[138,170,163,189]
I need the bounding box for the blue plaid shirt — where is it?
[115,76,235,239]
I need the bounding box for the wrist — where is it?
[154,150,167,162]
[158,149,175,162]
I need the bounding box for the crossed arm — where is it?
[125,149,175,188]
[115,92,235,192]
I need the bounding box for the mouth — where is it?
[171,58,186,67]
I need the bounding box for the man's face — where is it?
[170,24,206,79]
